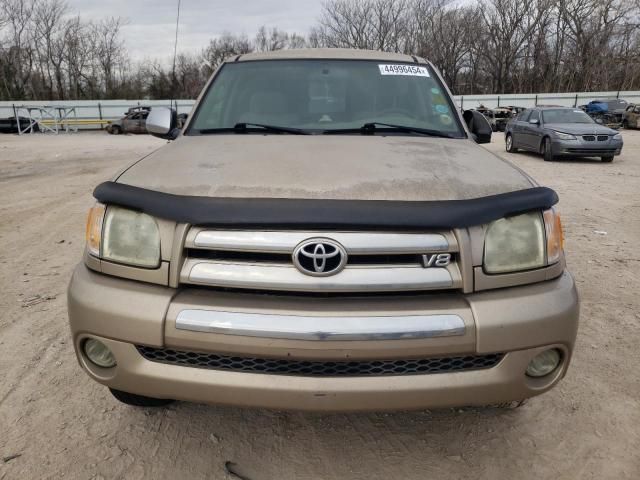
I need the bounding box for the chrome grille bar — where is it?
[187,230,454,254]
[181,260,457,292]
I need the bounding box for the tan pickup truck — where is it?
[68,49,579,411]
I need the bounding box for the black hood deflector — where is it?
[94,181,558,230]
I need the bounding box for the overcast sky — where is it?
[66,0,322,62]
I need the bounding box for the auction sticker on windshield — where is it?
[378,64,430,77]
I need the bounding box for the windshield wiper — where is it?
[233,123,311,135]
[197,123,312,135]
[324,122,457,138]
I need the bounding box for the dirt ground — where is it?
[0,129,639,480]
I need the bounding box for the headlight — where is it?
[553,131,576,140]
[103,207,161,267]
[484,209,564,274]
[85,204,161,268]
[484,212,545,273]
[613,133,622,140]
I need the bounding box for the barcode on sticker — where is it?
[379,64,430,77]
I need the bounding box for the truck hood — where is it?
[116,135,534,201]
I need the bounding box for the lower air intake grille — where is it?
[136,346,503,377]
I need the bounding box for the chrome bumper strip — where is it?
[175,309,466,341]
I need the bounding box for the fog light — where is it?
[83,338,116,368]
[526,349,561,378]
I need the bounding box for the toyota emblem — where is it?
[293,238,348,277]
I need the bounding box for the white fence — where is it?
[0,99,196,130]
[453,91,640,109]
[1,90,639,130]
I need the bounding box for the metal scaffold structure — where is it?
[11,105,80,134]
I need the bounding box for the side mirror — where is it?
[146,107,180,140]
[529,118,540,125]
[463,110,492,144]
[595,118,603,125]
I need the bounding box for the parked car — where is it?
[505,107,623,162]
[177,113,189,129]
[622,104,640,129]
[585,98,629,115]
[107,108,150,134]
[503,105,527,115]
[0,116,39,134]
[475,106,512,132]
[491,107,514,132]
[68,49,578,411]
[125,106,151,115]
[584,98,628,127]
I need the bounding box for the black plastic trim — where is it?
[136,345,505,377]
[94,182,558,229]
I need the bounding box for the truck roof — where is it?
[233,48,425,64]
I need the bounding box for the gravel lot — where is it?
[1,130,639,480]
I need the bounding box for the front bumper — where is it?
[552,137,623,157]
[68,265,579,411]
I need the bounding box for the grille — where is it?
[180,229,462,293]
[136,345,503,377]
[582,135,610,142]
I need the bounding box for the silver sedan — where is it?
[505,107,623,162]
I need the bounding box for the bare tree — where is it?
[202,32,251,73]
[476,0,551,93]
[2,0,640,100]
[414,0,475,93]
[313,0,414,52]
[254,26,308,51]
[92,17,127,98]
[255,26,287,51]
[173,53,208,98]
[64,16,95,98]
[0,0,37,98]
[33,0,67,99]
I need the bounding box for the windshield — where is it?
[188,60,464,136]
[542,109,594,124]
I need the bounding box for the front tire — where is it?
[109,388,174,407]
[622,120,628,129]
[111,126,121,135]
[505,133,517,153]
[601,156,614,163]
[542,137,554,161]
